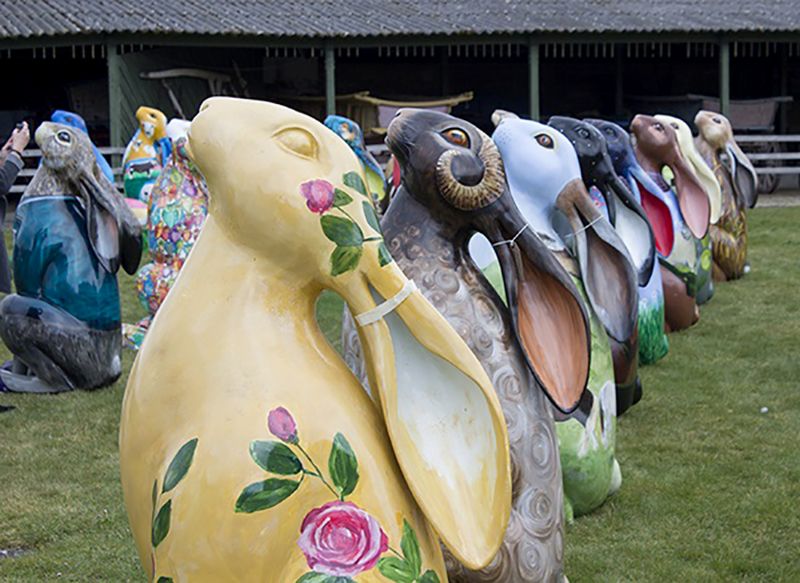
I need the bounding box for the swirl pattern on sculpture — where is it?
[343,217,564,582]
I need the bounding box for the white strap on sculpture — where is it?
[564,215,603,240]
[356,280,417,326]
[492,223,529,248]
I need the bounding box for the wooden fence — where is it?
[11,147,126,194]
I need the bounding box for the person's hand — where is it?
[10,122,30,153]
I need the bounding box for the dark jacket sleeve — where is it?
[0,152,23,197]
[0,152,21,292]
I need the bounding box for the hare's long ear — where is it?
[565,180,639,345]
[79,169,143,275]
[77,172,120,273]
[629,166,676,258]
[340,254,511,571]
[668,153,710,239]
[491,109,519,127]
[685,143,722,224]
[485,204,591,415]
[606,174,656,287]
[726,141,759,209]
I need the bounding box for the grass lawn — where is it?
[1,208,798,581]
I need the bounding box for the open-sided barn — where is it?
[1,1,799,148]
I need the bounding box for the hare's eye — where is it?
[274,127,319,160]
[535,133,554,149]
[56,131,72,144]
[712,117,722,124]
[653,122,664,131]
[441,128,470,148]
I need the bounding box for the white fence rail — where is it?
[11,147,126,194]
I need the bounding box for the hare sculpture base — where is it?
[0,295,121,393]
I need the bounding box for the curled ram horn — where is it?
[435,130,506,211]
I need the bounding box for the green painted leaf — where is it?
[333,189,354,207]
[343,171,367,196]
[296,573,329,583]
[162,438,198,493]
[419,570,441,583]
[151,500,171,548]
[362,201,381,233]
[249,440,302,475]
[234,478,300,513]
[378,242,393,267]
[156,577,174,583]
[377,557,415,583]
[330,246,362,277]
[151,479,158,515]
[328,432,359,498]
[400,520,422,578]
[295,574,354,583]
[321,215,364,247]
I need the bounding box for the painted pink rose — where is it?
[298,501,389,577]
[300,179,335,214]
[267,407,298,443]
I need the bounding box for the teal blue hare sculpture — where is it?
[0,122,141,393]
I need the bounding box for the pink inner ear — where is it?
[516,254,588,413]
[674,176,710,239]
[637,180,675,257]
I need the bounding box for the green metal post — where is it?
[719,39,730,117]
[528,39,540,120]
[325,44,335,116]
[107,43,122,148]
[780,45,788,133]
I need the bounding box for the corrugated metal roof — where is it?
[0,0,798,40]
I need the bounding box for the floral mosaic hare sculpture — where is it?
[344,109,591,581]
[325,115,388,211]
[119,97,511,583]
[584,119,669,363]
[0,122,141,393]
[654,114,720,305]
[548,115,648,415]
[491,111,637,519]
[694,111,757,280]
[124,120,209,349]
[123,106,169,201]
[630,115,711,332]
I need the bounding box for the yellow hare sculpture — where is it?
[119,97,511,583]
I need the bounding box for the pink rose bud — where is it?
[267,407,298,443]
[300,179,335,214]
[298,501,389,577]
